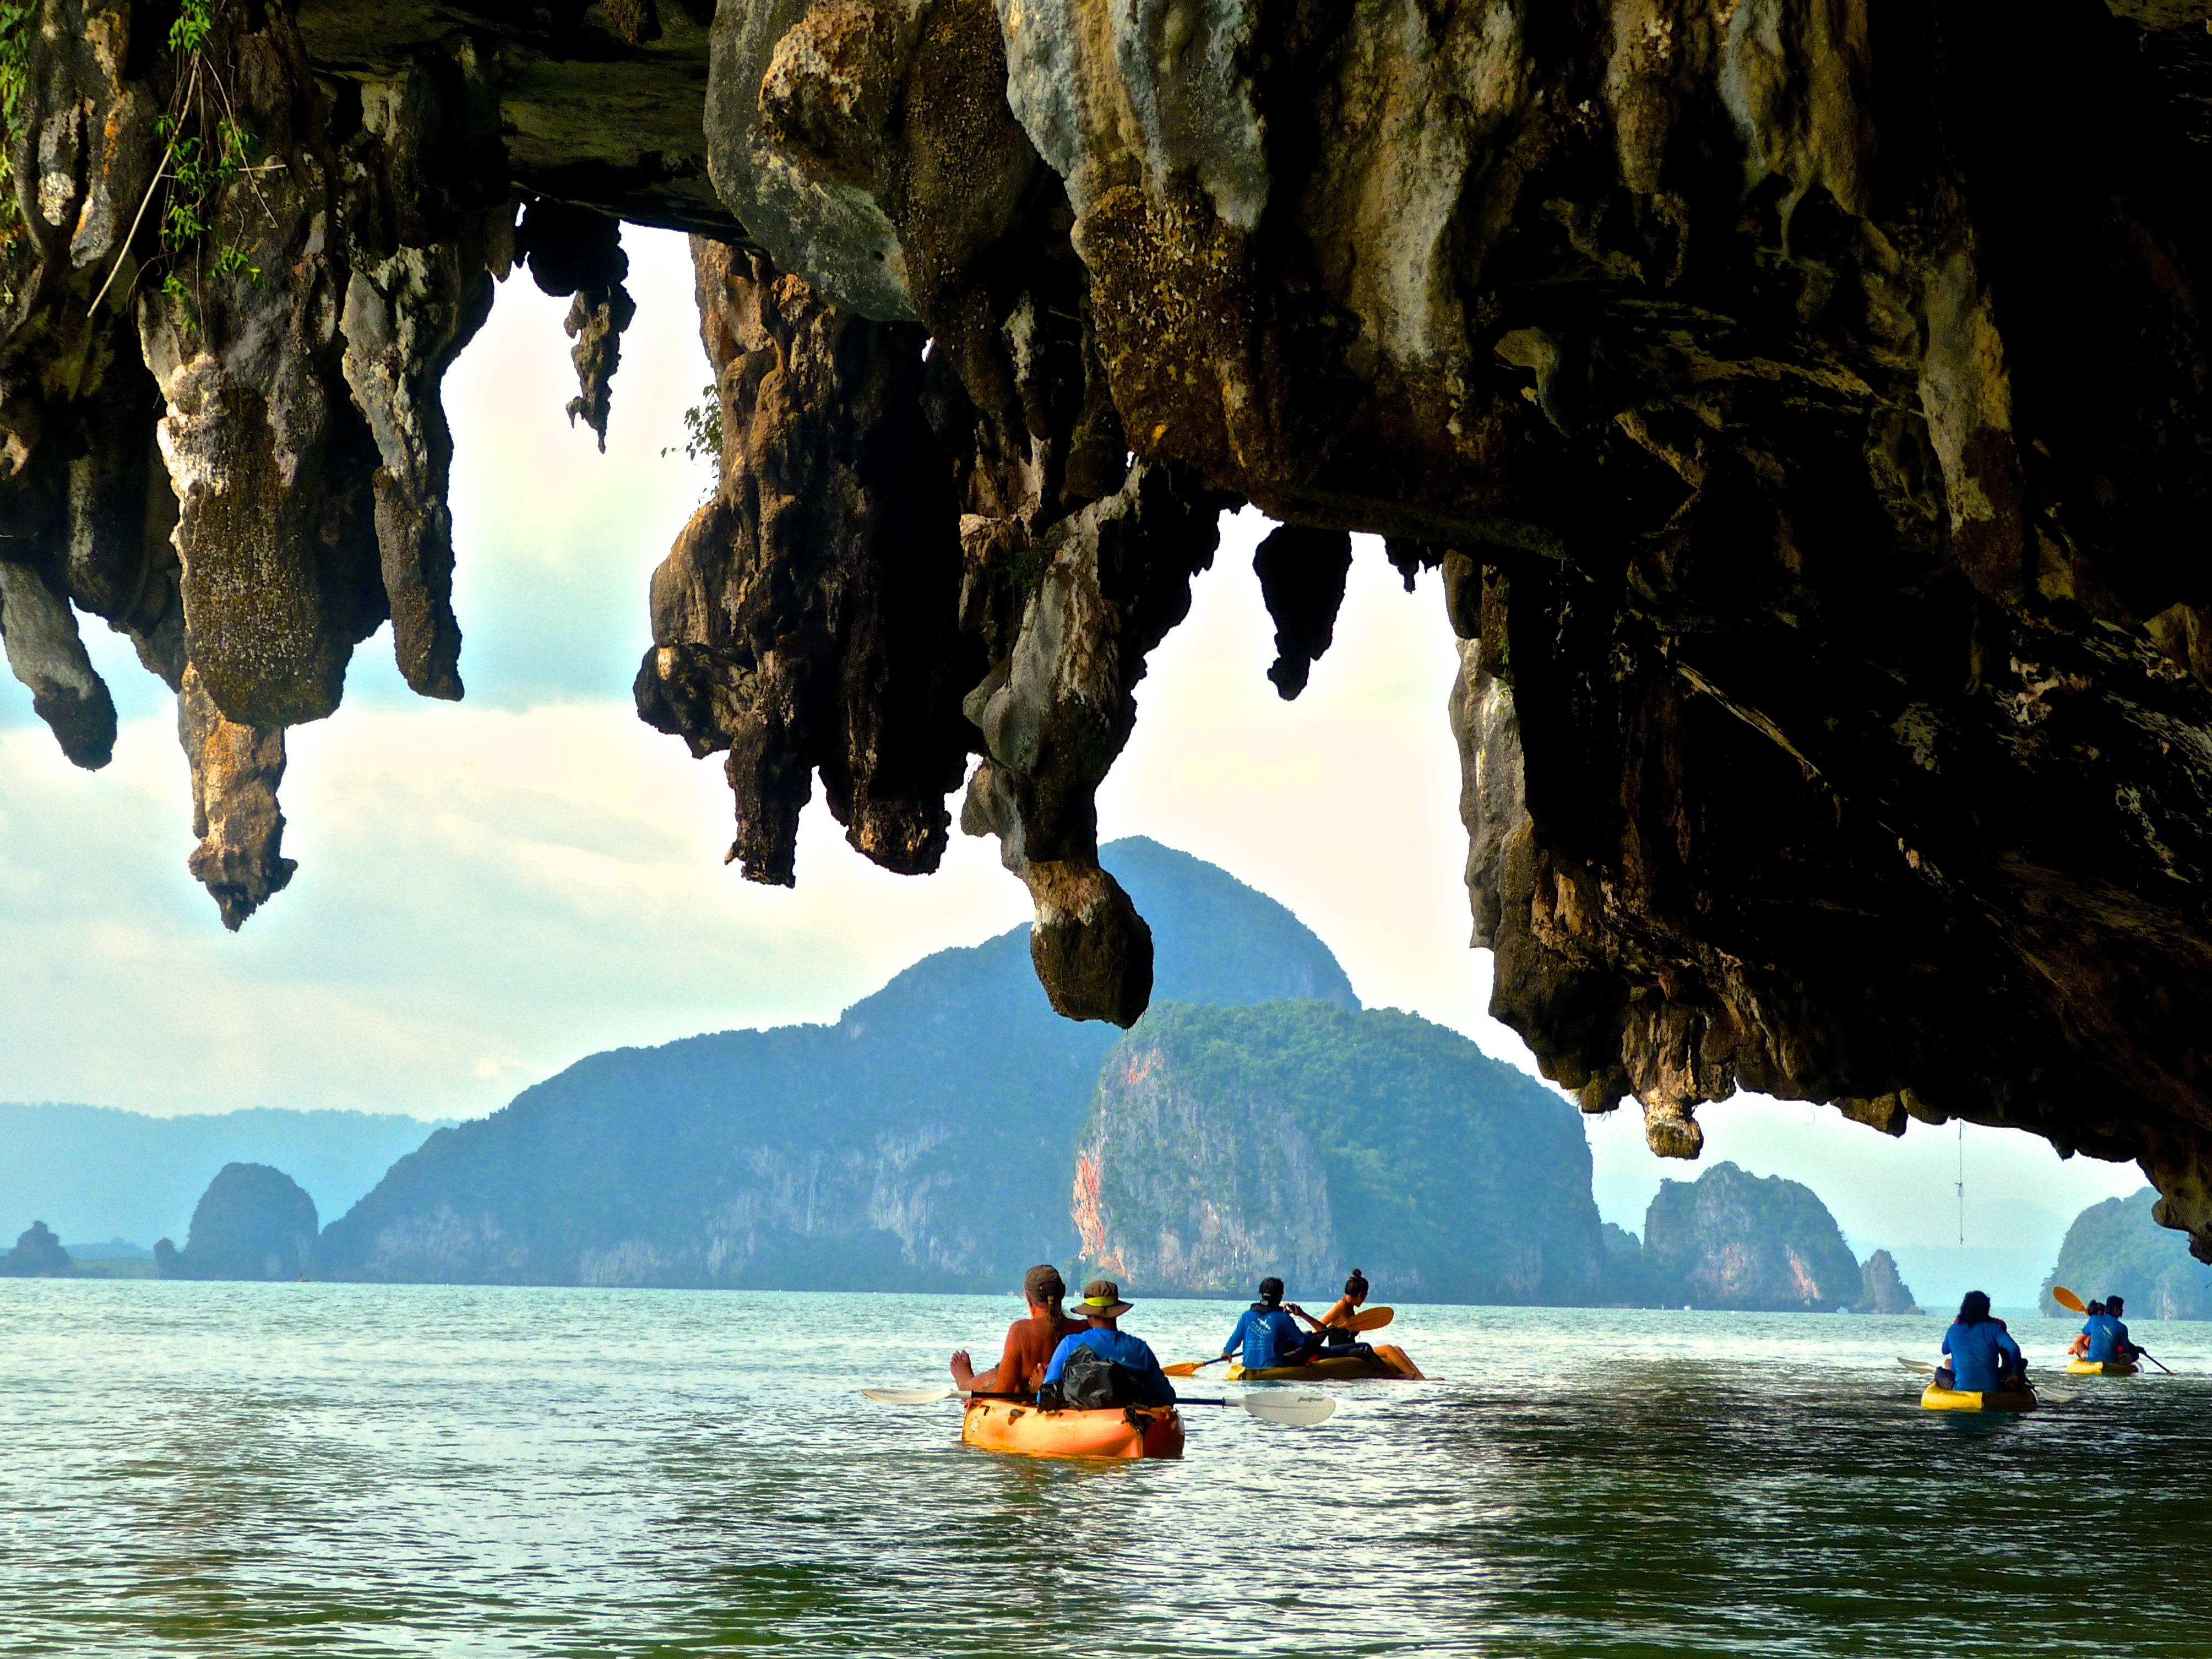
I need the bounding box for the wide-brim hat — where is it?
[1074,1279,1133,1318]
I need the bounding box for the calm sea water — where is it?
[2,1281,2207,1657]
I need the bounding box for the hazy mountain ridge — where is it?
[316,840,1361,1290]
[0,1103,450,1248]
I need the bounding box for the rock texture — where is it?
[11,0,2212,1259]
[155,1161,319,1280]
[1641,1161,1865,1312]
[1073,1000,1608,1303]
[1855,1248,1920,1315]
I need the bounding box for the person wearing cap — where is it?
[951,1265,1085,1395]
[1039,1279,1177,1405]
[1220,1277,1320,1372]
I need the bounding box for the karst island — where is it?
[2,0,2208,1649]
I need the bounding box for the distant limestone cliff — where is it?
[156,1165,319,1282]
[0,1103,449,1252]
[1072,1003,1606,1304]
[1613,1162,1880,1313]
[2042,1189,2212,1321]
[1856,1249,1922,1316]
[0,1222,74,1279]
[316,841,1360,1290]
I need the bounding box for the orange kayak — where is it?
[960,1398,1185,1460]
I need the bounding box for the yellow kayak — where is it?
[1921,1383,2037,1412]
[2066,1358,2138,1375]
[1228,1343,1424,1383]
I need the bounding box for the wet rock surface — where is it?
[7,0,2212,1255]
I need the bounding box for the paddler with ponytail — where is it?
[949,1264,1083,1395]
[1291,1269,1376,1354]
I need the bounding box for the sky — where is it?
[0,230,2149,1306]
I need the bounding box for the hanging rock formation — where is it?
[8,0,2212,1258]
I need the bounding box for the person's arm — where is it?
[1286,1302,1329,1331]
[1222,1309,1252,1358]
[969,1320,1032,1394]
[1041,1332,1081,1388]
[1999,1329,2024,1369]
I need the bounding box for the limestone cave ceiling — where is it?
[5,0,2212,1249]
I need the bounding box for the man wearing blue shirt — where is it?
[1220,1277,1318,1372]
[2082,1294,2140,1364]
[1041,1279,1176,1405]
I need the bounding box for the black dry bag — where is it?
[1046,1343,1150,1410]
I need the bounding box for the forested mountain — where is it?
[156,1165,319,1282]
[2042,1188,2212,1320]
[1073,1002,1607,1304]
[1612,1162,1873,1312]
[317,840,1359,1288]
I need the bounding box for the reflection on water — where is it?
[2,1283,2207,1656]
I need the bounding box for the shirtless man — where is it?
[950,1265,1083,1396]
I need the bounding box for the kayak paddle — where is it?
[1896,1358,1935,1375]
[1162,1356,1231,1378]
[1220,1390,1336,1427]
[862,1386,962,1404]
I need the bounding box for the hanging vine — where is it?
[86,0,276,321]
[0,0,33,272]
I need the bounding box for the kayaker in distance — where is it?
[950,1264,1083,1396]
[1935,1290,2029,1394]
[2067,1301,2107,1359]
[2075,1294,2140,1366]
[1290,1268,1379,1359]
[1040,1279,1176,1404]
[1221,1277,1322,1372]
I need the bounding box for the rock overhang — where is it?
[4,0,2212,1257]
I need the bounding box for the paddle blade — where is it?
[1896,1357,1936,1375]
[1162,1361,1206,1378]
[862,1387,959,1405]
[1346,1306,1395,1333]
[1241,1390,1336,1427]
[2052,1285,2089,1315]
